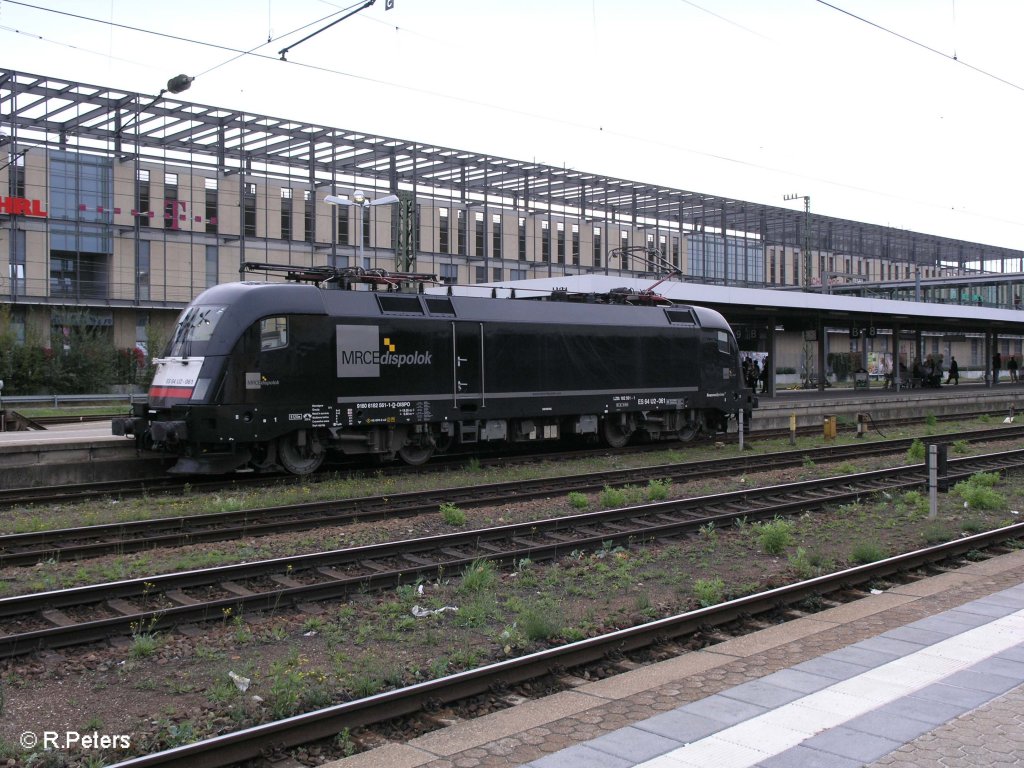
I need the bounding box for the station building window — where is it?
[9,230,25,296]
[304,190,314,244]
[205,178,218,234]
[439,207,450,253]
[9,306,26,345]
[49,151,112,300]
[439,263,458,284]
[474,212,485,257]
[206,246,219,288]
[135,313,149,357]
[492,213,502,259]
[137,169,150,227]
[281,188,293,240]
[243,183,257,237]
[163,173,178,230]
[12,153,25,197]
[137,241,150,301]
[337,201,350,245]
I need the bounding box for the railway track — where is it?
[108,520,1024,768]
[0,407,1011,507]
[2,446,1023,660]
[3,424,1023,567]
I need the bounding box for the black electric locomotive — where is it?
[113,265,756,475]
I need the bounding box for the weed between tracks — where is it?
[0,418,1023,765]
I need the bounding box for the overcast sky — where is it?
[3,0,1023,254]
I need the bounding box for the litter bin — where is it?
[853,370,869,389]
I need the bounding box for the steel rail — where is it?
[108,521,1024,768]
[4,425,1023,567]
[2,449,1023,658]
[0,408,1012,508]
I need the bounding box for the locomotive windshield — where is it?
[165,304,227,357]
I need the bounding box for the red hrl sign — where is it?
[0,197,48,217]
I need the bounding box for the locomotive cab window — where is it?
[259,316,288,350]
[717,330,731,354]
[167,304,226,356]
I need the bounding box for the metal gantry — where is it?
[3,67,1024,273]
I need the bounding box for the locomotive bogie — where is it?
[114,280,755,475]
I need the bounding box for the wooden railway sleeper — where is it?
[165,589,201,606]
[220,580,256,597]
[471,542,504,554]
[315,566,347,580]
[41,608,75,627]
[107,598,141,616]
[401,553,437,566]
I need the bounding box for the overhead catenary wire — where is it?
[816,0,1024,94]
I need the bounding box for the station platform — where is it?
[326,549,1024,768]
[753,379,1024,432]
[0,420,173,488]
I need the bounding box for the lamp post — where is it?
[324,191,399,268]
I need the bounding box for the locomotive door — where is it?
[452,322,485,410]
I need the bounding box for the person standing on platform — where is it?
[1010,355,1019,383]
[947,356,959,385]
[993,351,1002,384]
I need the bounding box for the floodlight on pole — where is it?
[783,193,812,291]
[324,191,400,266]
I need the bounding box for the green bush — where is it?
[906,439,926,462]
[459,558,497,593]
[754,518,794,555]
[850,542,886,564]
[646,478,671,501]
[693,577,725,607]
[788,547,831,579]
[440,502,466,526]
[0,305,141,394]
[922,523,952,544]
[599,485,627,508]
[953,475,1005,510]
[567,491,590,509]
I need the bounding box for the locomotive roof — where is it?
[193,280,732,332]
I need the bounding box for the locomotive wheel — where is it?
[398,430,436,465]
[601,417,633,449]
[277,430,325,475]
[677,424,700,442]
[398,442,435,465]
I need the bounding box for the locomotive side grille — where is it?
[377,295,424,315]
